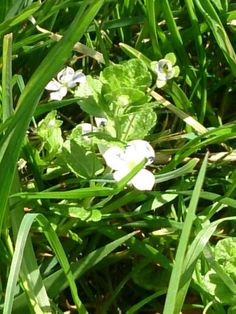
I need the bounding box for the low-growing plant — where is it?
[1,1,236,314]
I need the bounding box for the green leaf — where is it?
[100,59,152,93]
[202,237,236,305]
[120,108,157,141]
[37,110,63,158]
[215,237,236,281]
[215,237,236,282]
[203,269,236,305]
[165,52,177,65]
[75,75,105,117]
[60,140,103,179]
[103,87,149,112]
[50,204,102,222]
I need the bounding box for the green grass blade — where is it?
[163,153,208,314]
[174,216,236,313]
[94,19,110,66]
[2,33,13,121]
[12,160,148,201]
[159,0,191,67]
[184,0,207,121]
[101,272,132,313]
[162,123,236,171]
[100,226,171,270]
[126,289,166,314]
[145,0,161,58]
[177,190,236,211]
[4,213,88,314]
[2,28,51,313]
[194,0,236,76]
[0,3,40,36]
[12,230,138,313]
[154,158,199,183]
[4,0,34,20]
[10,205,51,313]
[119,42,153,66]
[3,213,50,314]
[12,186,114,200]
[35,214,88,314]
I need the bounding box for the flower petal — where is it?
[124,140,155,165]
[131,169,155,190]
[57,66,75,83]
[103,147,125,170]
[45,79,61,91]
[113,167,130,182]
[68,72,86,88]
[49,86,68,101]
[156,79,167,88]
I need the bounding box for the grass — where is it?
[1,0,236,313]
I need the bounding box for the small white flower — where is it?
[45,66,86,101]
[156,59,174,81]
[151,58,178,88]
[103,140,155,191]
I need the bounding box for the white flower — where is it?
[151,58,176,88]
[103,140,155,191]
[156,59,174,81]
[45,66,86,101]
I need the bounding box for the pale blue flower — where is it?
[45,66,86,101]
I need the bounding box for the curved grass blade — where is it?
[100,226,171,270]
[0,3,40,36]
[2,29,51,313]
[154,158,198,183]
[194,0,236,76]
[4,213,88,314]
[12,230,138,313]
[2,33,13,121]
[126,289,166,314]
[163,153,208,314]
[145,0,161,58]
[175,216,236,313]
